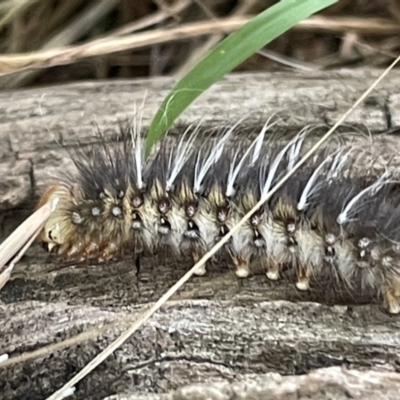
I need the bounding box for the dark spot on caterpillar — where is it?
[253,229,265,248]
[286,216,297,234]
[250,211,263,227]
[186,202,198,218]
[325,234,335,245]
[132,211,142,230]
[326,245,335,257]
[159,216,171,235]
[357,238,371,260]
[220,225,229,236]
[358,237,370,249]
[188,220,195,229]
[184,220,200,239]
[217,206,229,223]
[132,194,143,208]
[287,222,296,234]
[135,255,141,276]
[158,197,170,214]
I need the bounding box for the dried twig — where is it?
[1,16,399,78]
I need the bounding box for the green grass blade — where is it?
[145,0,337,156]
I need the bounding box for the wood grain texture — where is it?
[2,70,400,400]
[104,367,400,400]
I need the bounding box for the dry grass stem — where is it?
[0,0,41,30]
[3,0,120,88]
[0,201,55,273]
[298,16,400,35]
[0,16,399,77]
[0,17,249,76]
[257,49,319,71]
[0,201,56,290]
[107,0,191,37]
[0,224,42,290]
[44,52,400,400]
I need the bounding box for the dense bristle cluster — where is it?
[37,120,400,314]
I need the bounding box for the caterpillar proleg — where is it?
[36,119,400,314]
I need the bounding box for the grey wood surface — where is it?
[2,70,400,400]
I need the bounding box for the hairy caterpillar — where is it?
[36,118,400,314]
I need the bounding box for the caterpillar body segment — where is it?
[37,122,400,314]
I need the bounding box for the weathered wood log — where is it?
[2,70,400,400]
[104,367,400,400]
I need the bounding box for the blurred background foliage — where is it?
[0,0,399,89]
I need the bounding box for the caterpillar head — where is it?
[37,184,77,252]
